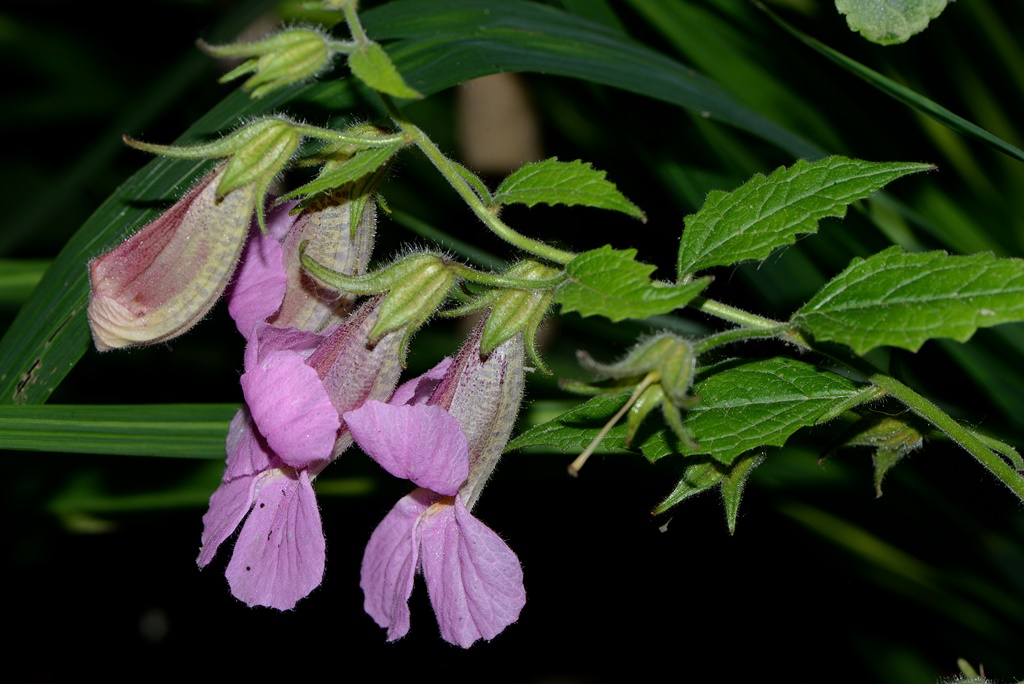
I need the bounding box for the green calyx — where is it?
[300,249,457,346]
[444,260,562,372]
[199,29,333,99]
[124,118,301,230]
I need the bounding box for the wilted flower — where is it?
[87,165,256,351]
[345,325,526,646]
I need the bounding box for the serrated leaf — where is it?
[493,158,644,219]
[720,452,764,534]
[556,245,710,321]
[511,358,862,466]
[836,0,951,46]
[643,358,864,464]
[282,141,404,200]
[348,41,422,99]
[676,156,930,278]
[793,247,1024,354]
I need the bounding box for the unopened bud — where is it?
[87,165,256,351]
[200,29,332,99]
[270,187,376,331]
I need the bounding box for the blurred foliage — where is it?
[2,0,1023,681]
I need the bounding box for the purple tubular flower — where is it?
[345,324,526,647]
[198,200,403,610]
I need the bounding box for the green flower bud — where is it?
[199,29,332,99]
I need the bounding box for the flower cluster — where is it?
[89,174,528,644]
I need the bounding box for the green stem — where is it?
[868,371,1024,501]
[449,263,566,290]
[692,324,789,355]
[293,125,406,147]
[378,94,576,265]
[340,1,369,45]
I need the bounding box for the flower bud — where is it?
[199,29,332,99]
[427,323,525,510]
[269,187,376,332]
[87,165,256,351]
[306,296,407,459]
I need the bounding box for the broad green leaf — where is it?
[759,3,1024,164]
[720,452,765,534]
[281,141,405,199]
[511,358,864,465]
[556,246,710,321]
[643,358,864,464]
[347,41,422,99]
[676,156,931,278]
[492,158,644,219]
[835,0,951,45]
[793,247,1024,354]
[0,404,238,458]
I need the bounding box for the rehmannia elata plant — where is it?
[2,0,1023,678]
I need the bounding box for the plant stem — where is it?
[449,263,566,290]
[377,94,577,265]
[867,371,1024,500]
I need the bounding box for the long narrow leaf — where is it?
[0,404,238,458]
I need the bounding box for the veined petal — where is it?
[223,408,274,482]
[420,496,525,648]
[228,227,288,339]
[241,350,339,469]
[345,401,469,496]
[197,473,257,568]
[360,488,437,641]
[226,469,325,611]
[389,357,453,407]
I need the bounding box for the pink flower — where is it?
[198,202,400,610]
[345,326,526,647]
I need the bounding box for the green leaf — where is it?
[652,458,723,514]
[720,452,765,534]
[281,141,405,199]
[493,158,644,219]
[643,358,864,465]
[347,40,422,99]
[506,391,635,454]
[676,156,931,278]
[511,358,863,466]
[793,247,1024,354]
[556,246,710,321]
[0,259,48,307]
[835,0,951,45]
[0,404,238,458]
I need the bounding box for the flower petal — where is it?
[226,469,325,610]
[389,357,453,406]
[360,488,437,641]
[241,350,340,469]
[420,496,525,648]
[227,227,287,338]
[197,474,257,568]
[223,408,273,481]
[345,401,469,495]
